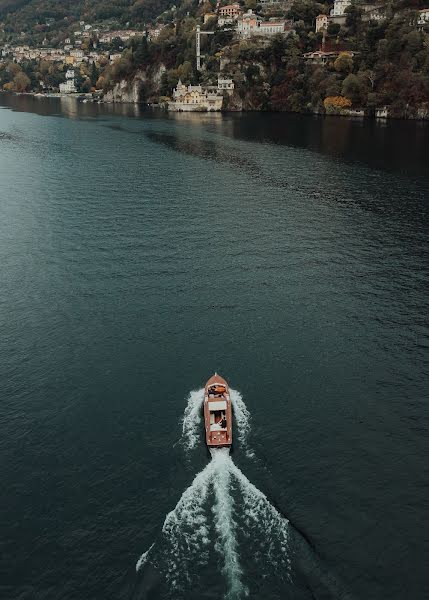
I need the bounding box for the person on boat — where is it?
[220,416,227,429]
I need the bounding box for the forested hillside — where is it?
[0,0,173,30]
[0,0,428,117]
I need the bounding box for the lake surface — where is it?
[0,94,428,600]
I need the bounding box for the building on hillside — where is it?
[69,50,84,64]
[237,11,290,37]
[99,30,142,43]
[217,77,234,92]
[218,15,236,26]
[330,0,351,16]
[169,80,223,111]
[59,69,77,94]
[315,14,328,32]
[219,3,241,18]
[110,53,122,63]
[236,10,262,36]
[218,4,242,26]
[418,8,429,26]
[147,25,165,41]
[303,48,355,64]
[259,20,289,35]
[361,3,387,21]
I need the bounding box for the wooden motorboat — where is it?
[204,373,232,448]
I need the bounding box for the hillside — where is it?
[0,0,173,31]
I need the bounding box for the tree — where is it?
[327,22,341,36]
[177,61,193,83]
[95,75,105,90]
[358,69,376,91]
[81,77,92,92]
[90,61,99,85]
[287,0,325,25]
[345,3,363,34]
[323,95,352,113]
[342,73,364,104]
[13,71,31,92]
[132,36,148,65]
[334,52,353,74]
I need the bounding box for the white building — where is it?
[418,8,429,25]
[330,0,351,16]
[147,25,165,41]
[218,77,234,91]
[218,15,235,26]
[362,7,386,21]
[110,53,122,63]
[259,21,287,35]
[169,80,223,112]
[59,69,77,94]
[69,48,84,63]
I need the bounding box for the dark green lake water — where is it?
[0,94,428,600]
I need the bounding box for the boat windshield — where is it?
[208,384,226,397]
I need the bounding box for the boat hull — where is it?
[204,374,232,448]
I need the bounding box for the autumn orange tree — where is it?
[323,96,352,114]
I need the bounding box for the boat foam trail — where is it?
[230,459,291,580]
[181,388,204,452]
[135,543,154,572]
[229,389,254,458]
[137,454,290,598]
[211,448,247,599]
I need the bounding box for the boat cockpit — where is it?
[210,409,227,431]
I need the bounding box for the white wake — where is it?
[136,450,290,599]
[181,389,204,452]
[229,389,254,458]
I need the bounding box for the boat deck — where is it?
[204,374,232,448]
[208,429,229,446]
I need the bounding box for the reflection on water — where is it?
[0,92,144,120]
[1,93,428,177]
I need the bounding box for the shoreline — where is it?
[1,90,429,122]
